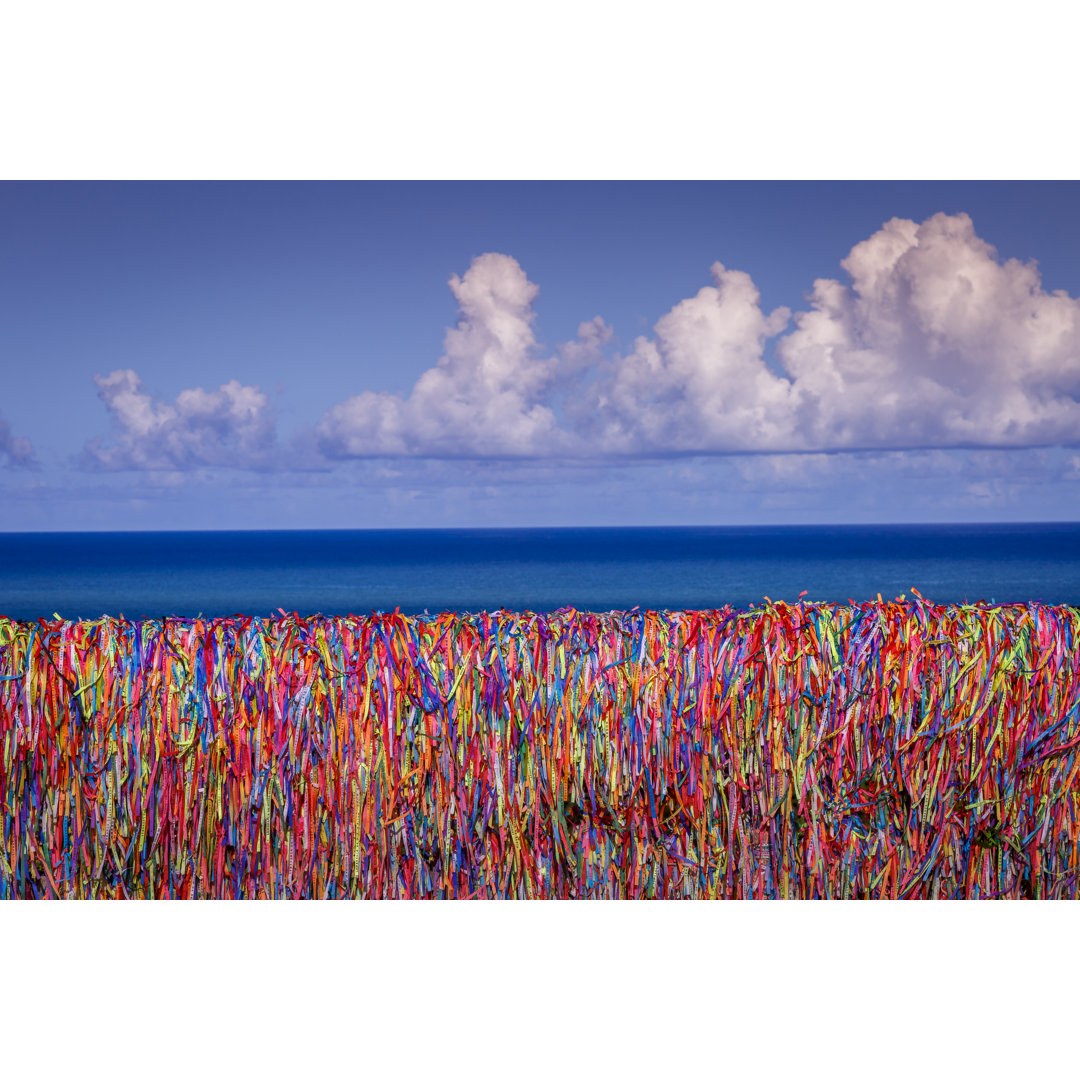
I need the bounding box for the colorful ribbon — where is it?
[1,599,1078,898]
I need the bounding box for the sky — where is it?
[2,180,1080,531]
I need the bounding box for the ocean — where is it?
[0,523,1077,620]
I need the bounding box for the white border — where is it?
[1,899,1076,1076]
[3,2,1079,179]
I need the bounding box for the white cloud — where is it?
[83,369,275,470]
[318,213,1080,462]
[0,413,35,467]
[83,213,1079,474]
[317,253,591,458]
[775,212,1080,450]
[576,263,796,453]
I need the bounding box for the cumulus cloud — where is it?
[317,253,605,459]
[318,213,1080,461]
[585,212,1080,454]
[83,369,275,470]
[774,212,1080,450]
[576,263,796,453]
[89,214,1074,471]
[0,413,35,467]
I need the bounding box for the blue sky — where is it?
[2,180,1080,530]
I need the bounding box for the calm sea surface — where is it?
[0,524,1077,619]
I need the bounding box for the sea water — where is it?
[0,523,1077,620]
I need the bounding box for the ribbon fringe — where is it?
[1,599,1078,899]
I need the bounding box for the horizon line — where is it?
[2,520,1079,536]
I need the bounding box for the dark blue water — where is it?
[0,524,1077,619]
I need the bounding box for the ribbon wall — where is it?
[2,600,1078,898]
